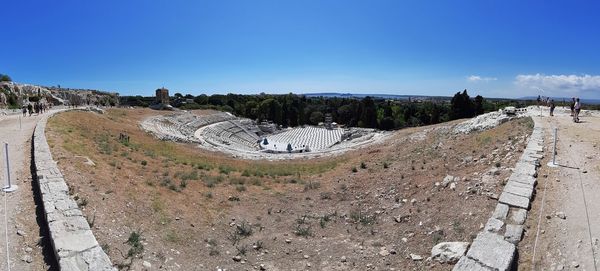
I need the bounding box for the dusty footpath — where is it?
[0,112,56,270]
[519,107,600,271]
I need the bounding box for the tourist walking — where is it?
[27,103,33,116]
[22,106,27,116]
[549,99,555,116]
[574,98,581,123]
[570,97,575,116]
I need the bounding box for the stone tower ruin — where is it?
[155,88,170,105]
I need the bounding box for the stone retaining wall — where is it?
[32,115,115,270]
[454,119,544,271]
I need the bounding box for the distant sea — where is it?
[302,93,600,105]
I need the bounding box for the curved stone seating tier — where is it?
[196,120,260,151]
[260,127,345,152]
[141,112,238,143]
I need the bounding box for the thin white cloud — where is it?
[467,75,497,82]
[515,74,600,94]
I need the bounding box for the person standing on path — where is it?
[574,98,581,123]
[27,103,33,116]
[550,99,556,116]
[570,97,576,117]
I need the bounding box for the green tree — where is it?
[0,74,12,82]
[474,95,484,115]
[309,111,324,125]
[258,98,282,123]
[194,94,208,105]
[359,96,378,128]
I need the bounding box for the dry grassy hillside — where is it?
[45,108,533,270]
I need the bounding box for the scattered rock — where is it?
[21,255,32,263]
[232,255,242,262]
[556,212,567,219]
[410,253,423,261]
[431,242,469,263]
[442,175,454,187]
[340,256,347,262]
[142,261,152,268]
[379,248,390,257]
[16,230,26,236]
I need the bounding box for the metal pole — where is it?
[4,143,10,187]
[548,128,558,167]
[3,143,17,192]
[552,128,557,165]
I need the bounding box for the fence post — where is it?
[547,128,558,167]
[3,143,18,192]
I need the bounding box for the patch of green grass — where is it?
[175,170,199,181]
[219,165,234,175]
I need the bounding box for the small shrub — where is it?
[236,245,248,256]
[160,177,172,187]
[294,224,312,237]
[141,160,147,166]
[304,181,321,191]
[351,167,358,173]
[383,162,389,169]
[209,248,220,256]
[360,162,367,169]
[236,222,253,237]
[219,165,234,175]
[126,231,144,257]
[320,192,332,200]
[168,183,180,192]
[236,184,247,192]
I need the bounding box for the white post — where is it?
[547,128,558,167]
[3,143,18,192]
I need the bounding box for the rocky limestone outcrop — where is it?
[0,81,119,108]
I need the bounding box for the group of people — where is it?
[539,96,582,122]
[570,97,581,123]
[21,102,49,117]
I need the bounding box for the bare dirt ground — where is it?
[519,107,600,271]
[0,112,56,271]
[45,108,533,270]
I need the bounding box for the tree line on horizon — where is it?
[121,90,537,130]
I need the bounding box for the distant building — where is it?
[155,88,170,104]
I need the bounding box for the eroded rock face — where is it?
[0,81,119,107]
[431,242,469,263]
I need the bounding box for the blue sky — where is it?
[2,0,600,98]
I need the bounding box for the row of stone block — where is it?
[32,115,115,271]
[454,124,543,271]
